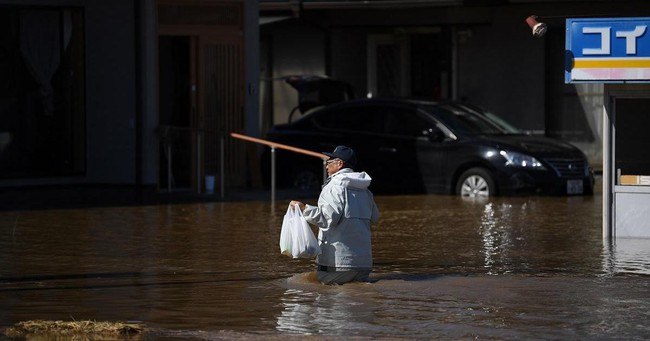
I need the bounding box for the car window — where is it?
[423,104,506,135]
[450,103,522,134]
[382,107,430,137]
[482,112,521,134]
[312,103,432,137]
[313,105,383,133]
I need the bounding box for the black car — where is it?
[261,98,594,197]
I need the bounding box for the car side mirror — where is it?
[424,128,445,142]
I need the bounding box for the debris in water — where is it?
[3,320,146,339]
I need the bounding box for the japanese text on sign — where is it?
[566,17,650,83]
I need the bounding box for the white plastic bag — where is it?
[279,204,321,258]
[279,205,294,257]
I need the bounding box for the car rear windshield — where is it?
[422,104,510,135]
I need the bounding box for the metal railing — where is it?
[230,132,327,202]
[158,125,192,192]
[159,125,227,197]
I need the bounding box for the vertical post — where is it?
[451,27,458,100]
[197,131,202,194]
[603,97,612,239]
[271,146,276,204]
[220,134,225,199]
[167,142,172,192]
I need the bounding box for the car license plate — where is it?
[567,179,583,194]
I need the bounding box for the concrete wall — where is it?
[85,0,137,184]
[244,1,260,137]
[264,20,327,126]
[330,28,368,99]
[456,7,546,131]
[139,0,159,187]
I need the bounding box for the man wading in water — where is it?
[290,145,379,285]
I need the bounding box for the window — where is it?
[314,105,383,133]
[383,107,428,137]
[615,98,650,177]
[0,8,85,179]
[428,104,504,135]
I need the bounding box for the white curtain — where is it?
[19,10,71,116]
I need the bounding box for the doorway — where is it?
[610,95,650,237]
[156,1,246,193]
[158,35,195,191]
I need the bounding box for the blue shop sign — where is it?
[566,17,650,83]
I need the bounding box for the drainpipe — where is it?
[134,0,143,202]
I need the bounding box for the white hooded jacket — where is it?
[303,168,379,270]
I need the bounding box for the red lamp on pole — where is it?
[526,15,547,38]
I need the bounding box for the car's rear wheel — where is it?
[457,168,496,197]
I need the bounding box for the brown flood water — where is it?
[1,190,649,340]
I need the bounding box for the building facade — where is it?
[0,0,260,197]
[3,0,650,202]
[259,0,650,171]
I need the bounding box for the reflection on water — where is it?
[276,280,377,335]
[1,193,649,340]
[603,238,650,275]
